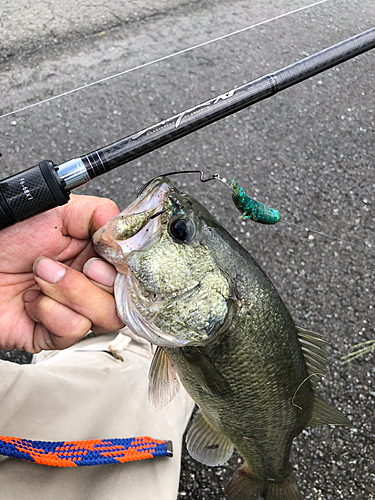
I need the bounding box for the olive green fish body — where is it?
[92,177,349,500]
[163,247,313,481]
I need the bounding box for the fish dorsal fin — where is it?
[297,326,330,388]
[186,409,234,466]
[297,328,350,426]
[181,346,232,399]
[308,394,350,426]
[148,346,180,411]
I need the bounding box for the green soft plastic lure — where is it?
[231,179,280,224]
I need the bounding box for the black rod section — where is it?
[78,26,375,180]
[0,27,374,229]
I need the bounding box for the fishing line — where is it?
[216,177,232,191]
[203,176,225,206]
[279,170,375,251]
[0,0,330,120]
[279,220,375,255]
[1,0,372,259]
[280,220,353,246]
[291,372,325,410]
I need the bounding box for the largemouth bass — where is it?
[92,177,349,500]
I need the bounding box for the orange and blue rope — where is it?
[0,435,173,466]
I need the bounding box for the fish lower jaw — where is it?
[130,268,198,307]
[92,239,126,269]
[115,270,193,348]
[129,277,168,312]
[138,289,166,305]
[132,278,165,304]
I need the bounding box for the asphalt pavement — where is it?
[0,0,374,498]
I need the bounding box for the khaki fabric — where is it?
[0,329,195,500]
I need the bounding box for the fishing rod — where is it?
[0,27,374,230]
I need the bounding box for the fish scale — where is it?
[93,177,349,499]
[165,310,312,481]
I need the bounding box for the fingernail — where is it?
[33,257,66,284]
[23,290,41,303]
[83,258,116,288]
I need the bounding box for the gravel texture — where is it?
[0,0,374,498]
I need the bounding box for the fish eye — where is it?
[168,218,195,242]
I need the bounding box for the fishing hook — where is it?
[137,170,220,196]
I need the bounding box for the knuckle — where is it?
[102,198,119,212]
[65,315,92,338]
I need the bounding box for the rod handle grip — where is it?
[0,160,70,230]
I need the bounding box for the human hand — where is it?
[0,194,124,353]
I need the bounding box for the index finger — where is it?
[62,194,120,239]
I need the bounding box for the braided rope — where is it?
[0,435,173,466]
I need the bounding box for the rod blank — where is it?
[77,27,375,183]
[0,27,374,229]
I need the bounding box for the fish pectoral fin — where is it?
[148,346,180,411]
[186,409,234,466]
[307,394,350,426]
[181,346,232,399]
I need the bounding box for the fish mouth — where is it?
[92,178,171,273]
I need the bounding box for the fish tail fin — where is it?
[264,474,301,500]
[225,464,263,499]
[225,464,301,500]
